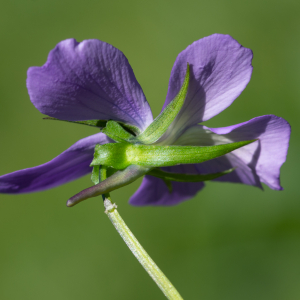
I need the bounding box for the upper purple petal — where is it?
[0,133,110,194]
[129,164,204,206]
[159,34,253,142]
[27,39,153,131]
[174,115,291,190]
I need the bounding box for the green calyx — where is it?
[43,117,108,128]
[147,167,236,182]
[91,165,101,185]
[91,140,256,170]
[102,120,135,143]
[90,161,236,196]
[147,167,236,193]
[134,63,190,144]
[91,165,118,185]
[43,117,141,135]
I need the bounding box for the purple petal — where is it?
[159,34,253,142]
[129,164,204,206]
[174,115,291,190]
[0,133,110,194]
[27,39,153,131]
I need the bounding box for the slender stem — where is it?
[99,166,110,201]
[104,199,184,300]
[98,165,183,299]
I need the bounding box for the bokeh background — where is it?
[0,0,299,299]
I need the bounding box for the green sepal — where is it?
[102,120,135,143]
[91,165,100,185]
[43,117,107,128]
[91,143,128,169]
[91,139,256,170]
[43,117,141,135]
[91,165,112,200]
[162,178,173,193]
[135,63,190,144]
[147,167,235,182]
[107,167,118,178]
[118,122,141,136]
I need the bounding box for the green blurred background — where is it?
[0,0,299,299]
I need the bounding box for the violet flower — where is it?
[0,34,290,206]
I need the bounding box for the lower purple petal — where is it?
[129,164,204,206]
[195,151,263,188]
[175,115,291,190]
[0,133,110,194]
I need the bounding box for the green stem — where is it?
[98,165,183,299]
[104,199,184,300]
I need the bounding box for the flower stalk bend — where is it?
[104,198,184,300]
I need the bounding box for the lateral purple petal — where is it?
[0,133,110,194]
[175,115,291,190]
[27,39,153,131]
[161,34,253,140]
[129,164,204,206]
